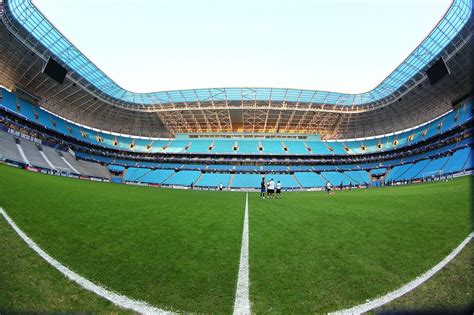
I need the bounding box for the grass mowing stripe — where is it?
[233,192,251,315]
[0,206,173,315]
[331,233,473,314]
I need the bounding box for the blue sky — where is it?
[33,0,452,93]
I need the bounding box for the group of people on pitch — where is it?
[260,177,281,199]
[260,177,282,199]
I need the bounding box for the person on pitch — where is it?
[325,181,333,195]
[276,180,282,198]
[260,177,266,198]
[267,178,275,199]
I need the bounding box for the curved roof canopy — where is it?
[4,0,472,107]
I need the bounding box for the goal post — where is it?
[422,170,443,182]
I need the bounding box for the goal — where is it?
[422,170,443,182]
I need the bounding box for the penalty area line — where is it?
[0,207,174,315]
[233,192,251,315]
[330,232,474,314]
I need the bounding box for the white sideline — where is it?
[233,193,251,315]
[0,207,174,315]
[330,232,474,314]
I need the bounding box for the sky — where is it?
[33,0,452,94]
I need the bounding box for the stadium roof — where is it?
[4,0,472,109]
[0,0,471,138]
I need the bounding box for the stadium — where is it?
[0,0,472,313]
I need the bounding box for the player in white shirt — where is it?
[267,178,275,198]
[219,183,223,191]
[325,181,334,195]
[276,180,282,197]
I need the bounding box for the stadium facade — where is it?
[0,0,472,190]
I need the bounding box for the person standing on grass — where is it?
[339,181,343,191]
[219,183,223,191]
[325,181,333,195]
[268,178,275,199]
[260,177,266,198]
[276,180,282,198]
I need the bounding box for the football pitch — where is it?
[0,164,471,313]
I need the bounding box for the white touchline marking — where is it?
[0,207,175,315]
[3,200,470,315]
[330,232,474,314]
[233,192,251,315]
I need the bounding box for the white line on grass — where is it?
[0,207,174,315]
[330,232,474,314]
[233,192,251,315]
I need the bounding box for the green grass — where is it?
[376,242,473,313]
[249,179,471,313]
[0,164,471,313]
[0,211,130,314]
[0,164,245,313]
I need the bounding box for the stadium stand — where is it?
[1,121,472,189]
[269,174,300,189]
[0,131,22,162]
[1,87,472,156]
[42,146,74,172]
[294,172,326,188]
[126,168,175,184]
[283,141,310,154]
[442,147,471,174]
[370,168,387,176]
[262,140,285,154]
[196,173,231,188]
[344,170,370,185]
[164,170,201,186]
[321,171,352,186]
[187,140,212,153]
[0,0,472,191]
[232,174,264,189]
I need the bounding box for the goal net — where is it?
[422,170,443,182]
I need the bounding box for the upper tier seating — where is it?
[186,140,212,153]
[1,87,471,156]
[211,140,235,153]
[283,141,309,154]
[236,140,260,154]
[262,141,285,154]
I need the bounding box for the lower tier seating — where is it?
[0,128,472,189]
